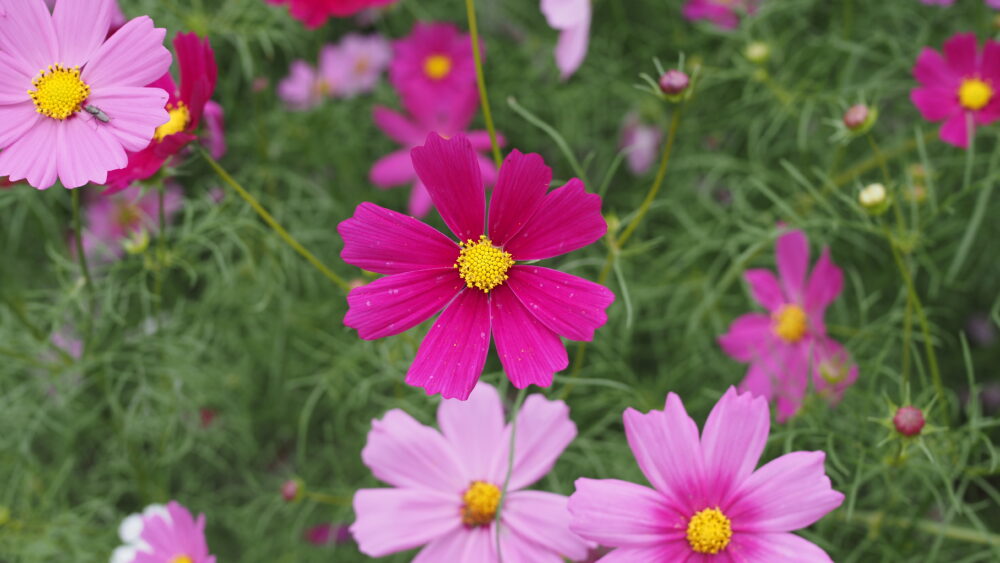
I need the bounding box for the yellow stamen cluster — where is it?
[959,78,993,111]
[773,304,808,343]
[423,54,453,80]
[155,102,191,141]
[686,507,733,555]
[29,64,90,120]
[169,556,193,563]
[354,57,371,74]
[460,481,501,527]
[455,236,514,293]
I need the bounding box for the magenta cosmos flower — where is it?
[352,382,591,561]
[682,0,760,30]
[911,32,1000,148]
[569,387,844,561]
[718,230,857,421]
[266,0,398,28]
[390,22,477,120]
[0,0,171,189]
[110,501,215,563]
[339,133,614,399]
[541,0,592,79]
[104,32,221,194]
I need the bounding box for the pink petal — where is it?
[569,478,682,548]
[503,179,606,261]
[55,113,126,188]
[351,488,460,557]
[175,32,217,128]
[727,451,844,533]
[405,289,491,400]
[718,313,772,362]
[804,248,843,316]
[437,382,505,479]
[910,87,958,122]
[943,32,978,77]
[503,490,590,561]
[370,149,415,188]
[0,0,57,74]
[541,0,590,29]
[201,100,226,159]
[774,344,810,422]
[726,532,834,562]
[344,268,462,340]
[337,202,458,274]
[981,39,1000,81]
[86,86,170,152]
[373,105,423,145]
[491,285,568,390]
[700,388,771,506]
[553,13,591,79]
[466,130,499,151]
[744,269,785,311]
[939,111,972,148]
[0,52,33,104]
[505,266,614,342]
[477,153,500,187]
[53,0,113,66]
[490,394,576,490]
[0,117,59,189]
[913,47,958,87]
[497,522,567,563]
[409,181,434,217]
[775,230,809,302]
[488,150,551,246]
[411,133,486,242]
[412,527,492,562]
[595,542,693,562]
[0,102,38,148]
[360,408,467,492]
[82,16,171,89]
[623,394,704,513]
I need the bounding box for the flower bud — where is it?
[843,104,870,130]
[859,183,891,215]
[744,41,770,64]
[658,70,690,96]
[893,406,925,437]
[122,229,150,255]
[281,479,302,502]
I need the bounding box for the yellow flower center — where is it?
[461,481,501,527]
[29,64,90,120]
[155,102,191,141]
[169,556,193,563]
[354,57,371,74]
[455,236,514,293]
[686,507,732,555]
[773,304,808,343]
[423,54,452,80]
[959,78,993,111]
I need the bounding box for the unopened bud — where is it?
[122,229,150,255]
[893,406,925,437]
[859,183,891,214]
[281,479,302,502]
[745,41,770,64]
[658,70,690,96]
[843,104,870,130]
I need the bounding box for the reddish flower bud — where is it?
[281,479,301,502]
[659,70,690,96]
[843,104,870,130]
[893,406,925,437]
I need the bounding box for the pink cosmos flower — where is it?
[43,0,125,31]
[277,44,348,110]
[541,0,592,79]
[265,0,398,28]
[104,32,221,194]
[111,501,216,563]
[390,22,478,119]
[81,183,182,261]
[619,112,662,175]
[340,133,614,399]
[718,230,857,421]
[682,0,760,30]
[0,0,171,189]
[371,89,502,217]
[910,32,1000,148]
[569,387,844,561]
[352,383,591,561]
[338,33,391,97]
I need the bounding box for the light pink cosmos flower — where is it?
[619,112,662,175]
[340,133,614,399]
[390,22,477,119]
[338,33,391,97]
[541,0,592,79]
[352,383,591,561]
[682,0,760,30]
[266,0,398,28]
[110,501,216,563]
[81,183,182,261]
[910,32,1000,148]
[0,0,171,189]
[43,0,125,30]
[277,44,349,110]
[718,230,857,421]
[569,388,844,561]
[371,88,502,217]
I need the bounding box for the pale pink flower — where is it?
[111,501,216,563]
[541,0,592,79]
[277,45,348,110]
[619,112,661,175]
[569,388,844,561]
[81,183,182,261]
[351,383,591,561]
[338,33,391,97]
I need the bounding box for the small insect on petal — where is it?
[84,104,110,123]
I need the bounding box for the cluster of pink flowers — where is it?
[266,0,398,28]
[278,33,390,110]
[683,0,761,30]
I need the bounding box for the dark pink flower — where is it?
[340,134,614,399]
[683,0,760,30]
[718,230,857,421]
[569,388,844,561]
[911,32,1000,148]
[266,0,398,28]
[390,22,478,121]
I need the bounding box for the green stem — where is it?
[200,150,350,292]
[867,132,907,233]
[495,387,528,562]
[833,131,937,187]
[843,510,1000,546]
[464,0,503,168]
[71,189,93,292]
[303,490,351,506]
[946,115,984,282]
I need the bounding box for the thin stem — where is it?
[833,131,937,187]
[843,510,1000,546]
[464,0,502,168]
[200,150,350,292]
[71,189,93,292]
[867,132,907,233]
[302,490,351,506]
[495,387,528,562]
[946,115,984,282]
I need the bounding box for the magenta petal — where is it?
[804,248,843,316]
[0,0,58,74]
[491,285,568,390]
[505,266,614,342]
[373,106,423,145]
[503,490,590,561]
[405,290,491,400]
[344,269,461,340]
[411,133,486,242]
[719,313,772,362]
[503,179,606,261]
[727,451,844,533]
[360,408,467,491]
[82,17,171,89]
[595,542,693,562]
[490,394,576,490]
[0,117,59,189]
[913,47,958,87]
[700,388,771,506]
[337,202,458,274]
[569,478,681,548]
[744,269,785,311]
[175,32,217,128]
[437,382,505,478]
[727,532,834,562]
[370,149,416,188]
[940,112,972,148]
[774,344,810,422]
[488,150,551,246]
[775,230,809,302]
[943,32,978,77]
[409,181,434,217]
[351,488,460,557]
[910,87,958,122]
[54,0,113,66]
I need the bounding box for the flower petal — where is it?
[0,52,33,104]
[913,47,958,87]
[82,16,171,89]
[174,32,216,128]
[727,532,834,562]
[503,490,590,561]
[409,181,433,217]
[373,105,424,145]
[939,111,972,148]
[727,451,844,533]
[437,382,505,479]
[488,150,551,246]
[744,269,785,312]
[490,394,576,490]
[774,344,810,422]
[337,202,458,274]
[503,179,606,261]
[0,117,59,189]
[541,0,590,28]
[804,248,843,316]
[569,478,682,548]
[86,86,170,152]
[595,542,693,562]
[344,268,461,340]
[412,527,492,563]
[411,133,485,242]
[553,10,591,79]
[943,32,978,78]
[700,388,771,506]
[505,266,614,342]
[0,0,57,74]
[718,313,772,363]
[370,149,415,188]
[910,87,958,122]
[55,112,126,188]
[54,0,113,66]
[491,285,568,390]
[406,289,491,400]
[775,230,809,302]
[0,102,38,148]
[351,488,461,557]
[360,408,467,492]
